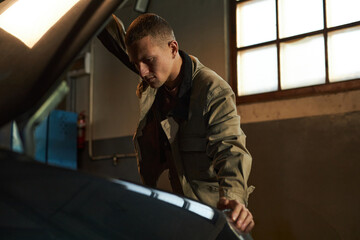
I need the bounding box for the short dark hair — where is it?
[125,13,175,47]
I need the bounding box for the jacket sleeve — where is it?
[97,14,138,74]
[205,85,254,206]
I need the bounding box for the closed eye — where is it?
[145,57,155,64]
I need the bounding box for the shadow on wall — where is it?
[243,111,360,240]
[78,136,141,183]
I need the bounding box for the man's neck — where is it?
[164,53,183,90]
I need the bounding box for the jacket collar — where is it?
[177,50,192,99]
[171,50,192,121]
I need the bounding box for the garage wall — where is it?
[243,111,360,239]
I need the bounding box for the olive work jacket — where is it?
[133,51,254,207]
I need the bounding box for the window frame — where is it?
[230,0,360,104]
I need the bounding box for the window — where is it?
[230,0,360,103]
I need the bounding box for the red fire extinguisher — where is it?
[77,111,86,149]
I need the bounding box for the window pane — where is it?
[326,0,360,27]
[278,0,323,38]
[280,35,325,90]
[236,0,276,47]
[237,45,278,96]
[328,26,360,82]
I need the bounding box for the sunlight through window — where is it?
[233,0,360,101]
[237,45,278,96]
[0,0,80,48]
[278,0,323,38]
[236,0,276,48]
[280,35,325,89]
[326,0,360,27]
[328,26,360,82]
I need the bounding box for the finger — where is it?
[234,208,250,228]
[244,219,255,233]
[236,211,253,231]
[229,202,245,222]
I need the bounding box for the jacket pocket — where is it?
[179,137,215,180]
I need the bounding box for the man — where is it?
[100,13,254,233]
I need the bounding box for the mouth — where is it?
[144,76,156,83]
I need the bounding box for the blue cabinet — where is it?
[35,110,78,170]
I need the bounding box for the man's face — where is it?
[127,35,175,89]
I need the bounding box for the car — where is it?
[0,0,253,239]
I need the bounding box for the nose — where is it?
[138,62,149,79]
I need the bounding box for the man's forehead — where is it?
[127,38,159,62]
[129,36,163,52]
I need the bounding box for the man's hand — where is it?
[217,197,254,233]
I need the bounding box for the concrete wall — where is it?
[243,111,360,239]
[238,89,360,124]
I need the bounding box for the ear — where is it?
[168,40,178,58]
